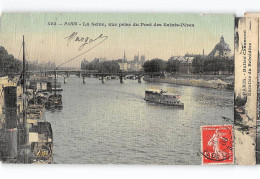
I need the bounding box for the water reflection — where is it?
[45,76,233,164]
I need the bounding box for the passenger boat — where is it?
[144,89,184,108]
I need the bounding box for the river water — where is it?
[45,76,233,164]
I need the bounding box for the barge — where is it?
[45,94,63,110]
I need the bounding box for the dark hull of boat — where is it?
[46,94,63,110]
[45,102,63,110]
[144,98,184,108]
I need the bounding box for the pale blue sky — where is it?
[0,13,234,67]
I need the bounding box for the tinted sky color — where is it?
[0,13,234,67]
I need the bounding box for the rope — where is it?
[17,43,22,60]
[56,36,108,69]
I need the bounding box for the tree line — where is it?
[192,55,234,74]
[81,60,120,73]
[143,57,181,73]
[81,55,234,75]
[143,56,234,74]
[0,46,57,77]
[0,46,22,76]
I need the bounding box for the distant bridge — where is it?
[27,70,165,77]
[26,70,165,84]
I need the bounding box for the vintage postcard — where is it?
[0,13,237,164]
[234,16,258,165]
[244,13,260,164]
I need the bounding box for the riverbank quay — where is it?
[0,75,53,164]
[143,75,234,90]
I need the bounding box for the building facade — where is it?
[118,52,145,72]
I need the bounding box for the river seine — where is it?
[45,76,233,164]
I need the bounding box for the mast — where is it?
[22,35,26,128]
[22,35,29,163]
[54,69,57,95]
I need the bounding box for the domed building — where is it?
[208,36,232,58]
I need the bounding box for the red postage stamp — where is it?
[201,125,233,164]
